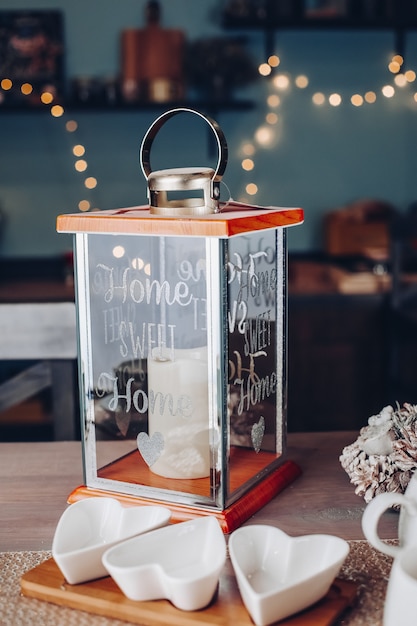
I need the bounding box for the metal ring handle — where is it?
[139,107,228,188]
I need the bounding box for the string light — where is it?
[267,94,281,107]
[364,91,377,103]
[112,245,125,258]
[255,125,274,146]
[2,50,416,205]
[73,144,85,157]
[66,120,78,132]
[266,112,278,124]
[78,200,91,212]
[51,104,64,117]
[258,63,272,77]
[246,183,258,195]
[1,78,12,90]
[75,159,88,172]
[382,84,395,97]
[0,79,100,211]
[21,83,33,96]
[237,50,416,200]
[272,74,290,90]
[394,74,407,87]
[389,60,401,73]
[40,91,54,104]
[241,158,254,171]
[295,75,309,88]
[351,94,364,106]
[312,92,326,105]
[329,93,342,106]
[242,142,255,156]
[268,55,280,67]
[84,176,98,189]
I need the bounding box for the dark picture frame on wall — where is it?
[0,10,64,107]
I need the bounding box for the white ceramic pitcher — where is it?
[362,472,417,558]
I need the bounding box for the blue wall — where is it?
[0,0,416,257]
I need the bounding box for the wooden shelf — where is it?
[223,15,417,31]
[222,5,417,57]
[0,99,254,115]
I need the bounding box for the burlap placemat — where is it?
[0,541,395,626]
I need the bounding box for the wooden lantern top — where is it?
[57,202,304,238]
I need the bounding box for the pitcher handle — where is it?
[361,492,415,558]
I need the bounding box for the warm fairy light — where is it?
[414,93,417,103]
[365,91,377,103]
[241,158,254,171]
[392,54,404,66]
[388,61,401,74]
[242,142,255,156]
[66,120,78,132]
[267,94,280,107]
[312,92,325,105]
[255,125,273,146]
[394,74,407,87]
[51,104,64,117]
[351,94,363,106]
[40,91,54,104]
[113,245,125,259]
[78,200,90,212]
[21,83,33,95]
[132,257,151,275]
[272,74,290,90]
[1,78,12,90]
[246,183,258,196]
[259,63,272,77]
[295,75,309,88]
[382,85,395,98]
[84,176,97,189]
[73,144,85,157]
[329,93,342,106]
[132,257,145,270]
[405,70,416,82]
[266,112,278,124]
[75,159,88,172]
[268,55,280,67]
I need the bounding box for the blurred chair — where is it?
[0,302,78,440]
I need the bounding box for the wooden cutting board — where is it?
[21,557,357,626]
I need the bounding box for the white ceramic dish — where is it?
[229,525,349,626]
[102,515,226,611]
[52,497,171,584]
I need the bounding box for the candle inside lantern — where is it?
[147,345,210,479]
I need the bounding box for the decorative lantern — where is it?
[57,108,304,532]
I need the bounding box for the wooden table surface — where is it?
[0,431,398,552]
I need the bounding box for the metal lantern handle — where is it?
[139,107,228,204]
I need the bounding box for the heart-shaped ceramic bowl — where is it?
[102,515,226,611]
[52,497,171,585]
[229,525,349,626]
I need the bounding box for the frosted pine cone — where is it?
[340,403,417,503]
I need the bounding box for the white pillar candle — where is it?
[147,346,210,478]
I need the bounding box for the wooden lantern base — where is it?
[68,459,301,534]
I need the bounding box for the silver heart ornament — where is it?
[137,431,164,467]
[251,416,265,453]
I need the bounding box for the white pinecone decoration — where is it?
[340,403,417,503]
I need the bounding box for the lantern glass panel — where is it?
[76,231,223,508]
[74,224,286,512]
[226,228,285,506]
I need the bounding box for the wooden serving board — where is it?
[21,558,357,626]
